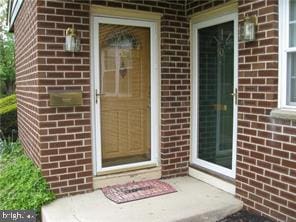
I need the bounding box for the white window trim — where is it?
[278,0,296,109]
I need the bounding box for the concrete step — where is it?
[42,176,243,222]
[93,166,161,189]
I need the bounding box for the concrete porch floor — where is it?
[42,176,243,222]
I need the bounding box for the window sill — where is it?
[270,108,296,120]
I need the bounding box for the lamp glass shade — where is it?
[243,20,255,42]
[239,16,257,42]
[65,35,80,52]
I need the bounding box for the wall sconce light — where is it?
[239,15,258,42]
[64,27,80,52]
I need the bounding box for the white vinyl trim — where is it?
[90,16,97,175]
[8,0,24,31]
[191,13,238,179]
[92,16,160,174]
[189,167,235,194]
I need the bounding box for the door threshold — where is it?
[190,163,235,184]
[94,166,161,189]
[97,163,157,176]
[189,165,235,194]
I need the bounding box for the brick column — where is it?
[236,1,296,221]
[36,0,92,197]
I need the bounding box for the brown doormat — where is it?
[102,180,177,204]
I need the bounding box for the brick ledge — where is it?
[270,108,296,120]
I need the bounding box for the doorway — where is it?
[93,17,159,173]
[191,13,238,178]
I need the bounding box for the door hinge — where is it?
[95,89,104,103]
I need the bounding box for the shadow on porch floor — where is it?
[42,176,243,222]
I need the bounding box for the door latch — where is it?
[230,88,238,105]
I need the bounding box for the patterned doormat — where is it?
[102,180,177,204]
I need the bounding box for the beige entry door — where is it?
[98,22,151,168]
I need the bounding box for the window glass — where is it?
[100,24,150,97]
[99,23,152,168]
[198,21,234,169]
[290,0,296,47]
[288,52,296,103]
[290,0,296,20]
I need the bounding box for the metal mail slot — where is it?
[49,91,83,107]
[210,104,227,111]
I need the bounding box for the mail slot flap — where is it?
[49,92,83,107]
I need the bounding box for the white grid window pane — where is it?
[290,24,296,47]
[290,0,296,21]
[287,52,296,104]
[290,0,296,46]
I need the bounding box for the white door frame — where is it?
[91,16,160,174]
[191,13,238,178]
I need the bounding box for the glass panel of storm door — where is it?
[198,21,234,169]
[99,24,151,168]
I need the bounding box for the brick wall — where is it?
[14,1,41,167]
[236,1,296,221]
[186,0,229,16]
[36,0,93,197]
[15,0,93,197]
[14,1,296,221]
